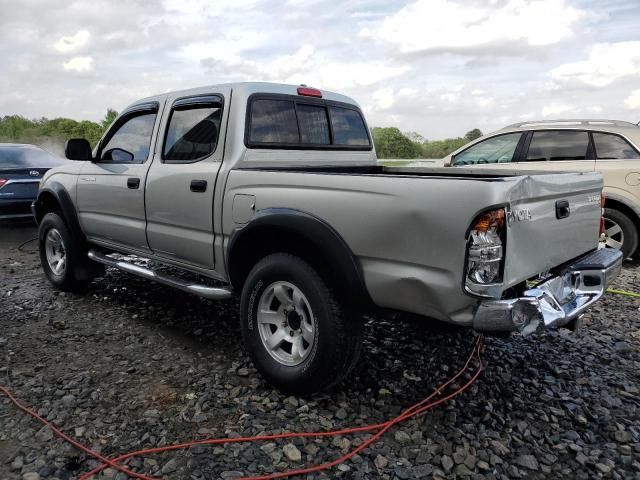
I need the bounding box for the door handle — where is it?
[127,177,140,189]
[556,199,570,219]
[190,180,207,193]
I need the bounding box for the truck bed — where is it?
[243,164,587,180]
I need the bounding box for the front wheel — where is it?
[240,253,362,394]
[603,208,638,260]
[39,212,92,291]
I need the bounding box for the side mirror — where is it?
[443,155,453,167]
[65,138,92,161]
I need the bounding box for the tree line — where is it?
[0,110,118,154]
[0,112,481,160]
[371,127,483,159]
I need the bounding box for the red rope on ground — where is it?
[0,337,484,480]
[0,385,153,480]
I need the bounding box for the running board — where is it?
[87,250,234,300]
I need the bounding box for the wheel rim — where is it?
[45,228,67,276]
[603,217,624,250]
[257,281,316,367]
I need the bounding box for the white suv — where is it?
[444,120,640,260]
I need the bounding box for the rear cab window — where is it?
[246,94,372,150]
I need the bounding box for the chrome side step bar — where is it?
[87,250,234,300]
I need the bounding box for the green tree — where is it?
[464,128,483,142]
[371,127,421,159]
[404,131,427,144]
[102,109,118,129]
[0,109,117,152]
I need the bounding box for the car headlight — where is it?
[466,208,506,291]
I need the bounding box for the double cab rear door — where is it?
[76,86,232,271]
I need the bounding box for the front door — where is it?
[76,102,163,252]
[145,88,231,269]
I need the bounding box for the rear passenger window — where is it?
[249,99,299,144]
[526,131,590,161]
[329,107,370,146]
[593,133,640,159]
[297,104,330,145]
[164,104,222,161]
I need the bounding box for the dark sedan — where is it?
[0,144,68,221]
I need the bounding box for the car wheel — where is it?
[39,212,91,291]
[240,253,363,394]
[603,208,638,260]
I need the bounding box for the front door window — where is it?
[453,133,522,166]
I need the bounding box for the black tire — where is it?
[38,212,93,292]
[603,208,638,261]
[240,253,363,394]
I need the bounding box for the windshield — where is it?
[0,145,67,169]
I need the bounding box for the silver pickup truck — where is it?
[32,82,621,393]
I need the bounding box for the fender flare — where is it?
[34,181,87,247]
[227,208,372,306]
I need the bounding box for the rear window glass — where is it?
[526,130,590,161]
[0,146,65,168]
[247,96,371,149]
[593,132,640,159]
[164,106,222,161]
[329,107,370,146]
[297,104,330,145]
[249,99,299,144]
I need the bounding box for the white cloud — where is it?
[200,45,409,91]
[550,41,640,87]
[54,30,90,53]
[372,87,395,110]
[542,102,575,117]
[625,90,640,110]
[63,56,93,72]
[369,0,586,54]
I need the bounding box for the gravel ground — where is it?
[1,223,639,480]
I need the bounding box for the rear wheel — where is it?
[240,253,363,394]
[39,212,94,291]
[603,208,638,260]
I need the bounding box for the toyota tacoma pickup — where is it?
[32,82,622,393]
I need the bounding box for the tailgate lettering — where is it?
[507,209,532,224]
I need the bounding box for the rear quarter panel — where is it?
[224,169,512,325]
[222,169,602,325]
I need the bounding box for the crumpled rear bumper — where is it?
[473,248,623,335]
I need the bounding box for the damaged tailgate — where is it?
[501,171,603,288]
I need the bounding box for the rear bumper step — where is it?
[473,248,623,335]
[87,250,234,300]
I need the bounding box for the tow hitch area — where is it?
[473,248,623,335]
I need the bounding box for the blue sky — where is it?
[1,0,640,139]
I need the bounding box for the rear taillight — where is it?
[0,179,7,189]
[466,208,506,290]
